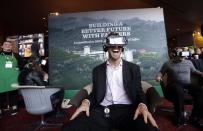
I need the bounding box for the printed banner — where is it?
[48,8,168,89]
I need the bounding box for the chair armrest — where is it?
[68,89,88,108]
[146,87,163,113]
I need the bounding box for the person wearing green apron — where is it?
[0,41,24,115]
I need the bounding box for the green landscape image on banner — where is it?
[48,8,168,90]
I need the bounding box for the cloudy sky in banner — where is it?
[61,8,164,22]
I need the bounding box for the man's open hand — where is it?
[70,99,90,120]
[133,103,158,128]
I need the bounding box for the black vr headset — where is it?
[103,32,128,52]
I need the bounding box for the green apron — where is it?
[0,53,19,93]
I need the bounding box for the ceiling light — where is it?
[55,12,59,16]
[50,12,60,16]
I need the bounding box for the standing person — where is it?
[0,41,25,115]
[62,32,158,131]
[155,48,203,128]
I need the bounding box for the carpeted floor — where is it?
[0,98,202,131]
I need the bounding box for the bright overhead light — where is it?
[55,12,59,16]
[50,12,60,16]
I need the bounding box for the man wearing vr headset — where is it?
[62,32,158,131]
[156,47,203,128]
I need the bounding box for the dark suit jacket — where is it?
[88,60,146,109]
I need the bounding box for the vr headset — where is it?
[173,50,190,57]
[103,33,127,52]
[180,51,190,57]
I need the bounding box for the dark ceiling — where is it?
[1,0,203,39]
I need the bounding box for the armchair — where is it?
[68,81,162,113]
[14,85,64,131]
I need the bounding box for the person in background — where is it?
[0,41,25,115]
[191,50,203,87]
[155,48,203,128]
[188,48,195,60]
[192,47,201,59]
[62,32,158,131]
[182,46,189,52]
[18,56,48,86]
[1,41,25,69]
[200,47,203,53]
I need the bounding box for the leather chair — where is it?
[65,82,161,131]
[16,86,64,131]
[68,81,162,114]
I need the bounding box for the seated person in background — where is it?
[18,56,48,86]
[18,56,65,117]
[155,48,203,128]
[62,32,158,131]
